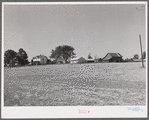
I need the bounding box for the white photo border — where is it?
[1,1,148,118]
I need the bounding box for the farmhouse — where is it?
[102,53,123,62]
[32,55,48,65]
[12,57,19,66]
[70,57,86,64]
[14,60,19,66]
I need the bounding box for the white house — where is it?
[32,55,48,65]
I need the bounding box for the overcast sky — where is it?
[4,3,146,61]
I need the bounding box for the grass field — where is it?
[4,62,146,106]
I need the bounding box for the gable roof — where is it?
[109,53,122,57]
[71,57,86,61]
[34,55,47,58]
[33,55,48,61]
[71,57,80,61]
[103,53,122,60]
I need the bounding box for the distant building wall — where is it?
[40,56,48,64]
[71,60,78,64]
[56,56,65,64]
[86,59,94,63]
[78,57,86,63]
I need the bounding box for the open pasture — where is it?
[4,62,146,106]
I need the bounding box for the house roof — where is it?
[71,57,80,61]
[34,55,47,59]
[71,57,86,61]
[108,53,122,57]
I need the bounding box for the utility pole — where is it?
[139,34,144,67]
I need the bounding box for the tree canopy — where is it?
[50,45,75,63]
[17,48,29,65]
[88,53,92,59]
[133,54,139,59]
[142,51,146,59]
[4,49,17,65]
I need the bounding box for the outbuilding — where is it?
[102,53,123,62]
[86,59,95,63]
[70,57,86,64]
[132,59,146,62]
[94,58,102,63]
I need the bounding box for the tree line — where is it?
[4,45,76,66]
[133,52,146,59]
[50,45,76,63]
[4,48,29,66]
[4,45,146,66]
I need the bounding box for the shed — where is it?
[14,60,19,66]
[13,57,20,66]
[94,58,102,63]
[32,55,48,65]
[132,59,146,62]
[102,53,123,62]
[86,59,95,63]
[70,57,86,64]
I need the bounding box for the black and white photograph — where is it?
[1,1,148,118]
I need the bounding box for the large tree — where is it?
[142,51,146,59]
[50,45,75,63]
[4,49,17,65]
[133,54,139,59]
[17,48,29,66]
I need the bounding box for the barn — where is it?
[32,55,48,65]
[102,53,123,62]
[70,57,86,64]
